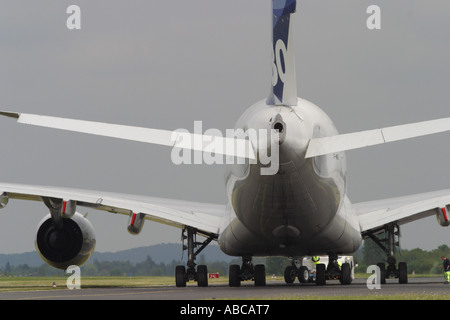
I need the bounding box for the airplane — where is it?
[1,0,450,287]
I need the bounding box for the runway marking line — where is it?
[5,288,193,300]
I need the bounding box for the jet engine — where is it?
[35,212,96,270]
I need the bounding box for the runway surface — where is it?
[0,277,448,300]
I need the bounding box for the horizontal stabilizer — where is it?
[306,117,450,158]
[0,111,255,160]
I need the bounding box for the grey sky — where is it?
[0,0,449,254]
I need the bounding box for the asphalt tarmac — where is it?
[0,277,448,300]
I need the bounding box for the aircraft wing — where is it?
[0,182,225,236]
[354,189,450,235]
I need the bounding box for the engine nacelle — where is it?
[0,192,8,209]
[436,206,450,227]
[127,212,145,235]
[35,212,96,270]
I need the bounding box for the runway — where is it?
[0,277,448,300]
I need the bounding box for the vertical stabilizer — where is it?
[267,0,298,106]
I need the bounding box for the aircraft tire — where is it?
[254,264,266,286]
[377,263,386,284]
[197,265,208,287]
[175,265,186,287]
[284,266,295,284]
[298,266,309,283]
[315,263,326,286]
[340,263,352,285]
[229,264,241,287]
[398,262,408,284]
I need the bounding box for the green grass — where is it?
[0,276,229,292]
[237,294,450,300]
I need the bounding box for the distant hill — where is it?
[0,243,235,268]
[0,251,42,268]
[91,243,235,265]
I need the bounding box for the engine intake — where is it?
[35,212,96,270]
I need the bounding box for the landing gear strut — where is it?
[364,223,408,284]
[175,227,216,287]
[229,257,266,287]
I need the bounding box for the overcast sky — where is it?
[0,0,449,255]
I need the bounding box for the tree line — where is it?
[0,243,448,277]
[357,242,450,275]
[0,255,236,277]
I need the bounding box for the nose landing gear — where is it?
[229,257,266,287]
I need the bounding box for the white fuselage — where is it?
[218,98,362,257]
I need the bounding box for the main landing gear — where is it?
[364,223,408,284]
[175,227,216,287]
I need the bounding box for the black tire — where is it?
[315,263,326,286]
[229,264,241,287]
[254,264,266,286]
[377,263,386,284]
[298,266,309,283]
[398,262,408,284]
[175,265,186,287]
[197,265,208,287]
[340,262,352,285]
[284,266,295,284]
